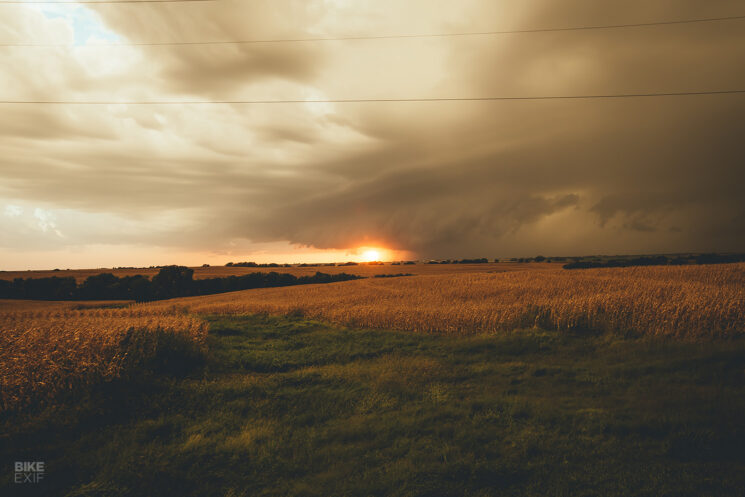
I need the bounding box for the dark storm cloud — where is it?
[240,0,745,256]
[233,96,745,256]
[2,0,745,261]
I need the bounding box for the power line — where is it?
[0,0,213,3]
[1,89,744,105]
[1,14,744,47]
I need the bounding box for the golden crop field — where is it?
[0,304,207,411]
[0,299,132,312]
[0,262,558,282]
[2,263,743,411]
[155,263,745,339]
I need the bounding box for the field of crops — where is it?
[2,263,745,494]
[0,303,207,411]
[2,263,743,412]
[0,261,557,282]
[157,263,745,339]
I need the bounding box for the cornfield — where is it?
[157,263,745,338]
[0,261,556,283]
[0,305,207,411]
[2,263,743,411]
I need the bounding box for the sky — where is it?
[1,0,744,269]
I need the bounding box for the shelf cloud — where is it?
[1,0,744,267]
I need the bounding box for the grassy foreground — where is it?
[2,315,745,496]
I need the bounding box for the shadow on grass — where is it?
[2,314,745,497]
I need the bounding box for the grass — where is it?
[2,314,745,496]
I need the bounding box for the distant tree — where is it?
[118,275,153,301]
[455,258,488,264]
[13,276,77,300]
[692,253,745,265]
[534,256,546,262]
[232,262,259,267]
[152,266,194,298]
[0,279,11,298]
[2,267,370,302]
[79,273,120,300]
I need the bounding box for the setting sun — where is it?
[361,249,382,262]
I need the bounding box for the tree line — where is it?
[563,253,745,270]
[0,266,362,302]
[427,258,492,264]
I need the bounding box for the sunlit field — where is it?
[2,263,745,495]
[152,263,745,338]
[0,261,557,282]
[0,303,207,411]
[2,263,743,411]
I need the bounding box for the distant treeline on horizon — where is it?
[0,266,362,302]
[562,253,745,270]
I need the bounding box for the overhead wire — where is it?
[1,90,744,105]
[0,0,212,4]
[0,14,744,47]
[0,8,743,105]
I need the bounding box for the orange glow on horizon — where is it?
[361,249,382,262]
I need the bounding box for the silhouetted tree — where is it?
[0,279,11,298]
[118,275,153,302]
[79,273,119,300]
[152,266,195,298]
[1,268,364,302]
